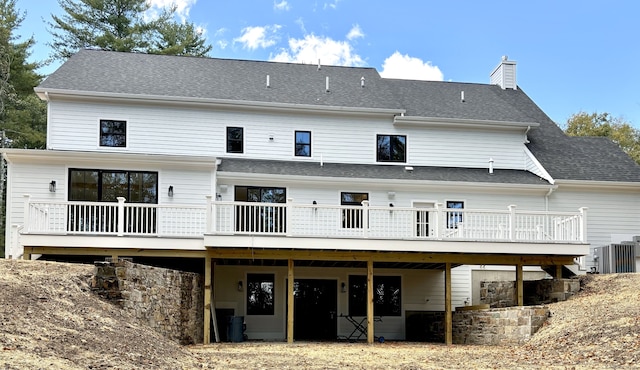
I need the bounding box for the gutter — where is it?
[34,88,407,117]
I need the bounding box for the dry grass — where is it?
[1,259,639,369]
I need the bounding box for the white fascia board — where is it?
[554,179,640,190]
[2,149,218,170]
[394,115,539,130]
[216,171,554,193]
[523,146,555,184]
[35,88,406,117]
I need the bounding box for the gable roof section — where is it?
[37,49,401,111]
[37,50,640,183]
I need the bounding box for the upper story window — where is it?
[446,200,464,229]
[227,127,244,153]
[295,131,311,157]
[377,134,406,162]
[100,120,126,147]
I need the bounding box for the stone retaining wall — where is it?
[452,306,549,345]
[480,278,580,307]
[92,260,204,344]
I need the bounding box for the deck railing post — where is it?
[579,207,588,242]
[435,203,443,239]
[205,195,213,234]
[362,200,369,238]
[117,197,126,236]
[508,205,516,241]
[286,198,293,236]
[22,194,31,233]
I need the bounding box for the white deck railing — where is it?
[22,195,588,243]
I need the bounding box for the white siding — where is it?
[48,100,529,170]
[550,186,640,270]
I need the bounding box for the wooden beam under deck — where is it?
[23,247,207,259]
[205,248,578,267]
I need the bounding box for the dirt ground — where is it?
[1,260,639,369]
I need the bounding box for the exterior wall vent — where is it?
[490,56,517,90]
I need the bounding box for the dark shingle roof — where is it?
[38,49,401,110]
[218,158,549,185]
[38,50,640,183]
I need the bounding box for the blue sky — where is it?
[15,0,640,127]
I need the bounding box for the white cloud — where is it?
[234,25,282,50]
[146,0,197,22]
[270,34,365,67]
[346,24,364,40]
[379,51,444,81]
[295,18,306,33]
[323,0,341,10]
[274,0,290,11]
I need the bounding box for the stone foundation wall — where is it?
[452,306,550,345]
[480,278,580,308]
[92,260,204,344]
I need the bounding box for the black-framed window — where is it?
[446,200,464,229]
[376,134,406,162]
[341,192,368,229]
[69,169,158,204]
[100,120,127,147]
[247,273,275,315]
[235,186,286,233]
[295,131,311,157]
[68,169,158,233]
[227,127,244,153]
[348,275,401,316]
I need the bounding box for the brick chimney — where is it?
[490,56,517,90]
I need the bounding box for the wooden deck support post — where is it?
[367,258,374,344]
[516,263,524,306]
[204,253,212,344]
[287,258,294,343]
[555,264,563,279]
[445,262,452,345]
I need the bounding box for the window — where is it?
[376,135,406,162]
[446,200,464,229]
[68,169,158,233]
[227,127,244,153]
[69,169,158,203]
[348,275,401,316]
[295,131,311,157]
[341,192,368,229]
[100,120,126,147]
[247,273,274,315]
[235,186,286,232]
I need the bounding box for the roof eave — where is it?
[34,87,407,116]
[394,115,539,130]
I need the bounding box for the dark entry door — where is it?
[291,279,337,340]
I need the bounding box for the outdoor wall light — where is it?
[168,185,174,197]
[341,282,347,293]
[237,280,243,292]
[49,180,56,193]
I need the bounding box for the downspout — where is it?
[544,186,557,211]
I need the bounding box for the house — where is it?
[3,50,640,344]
